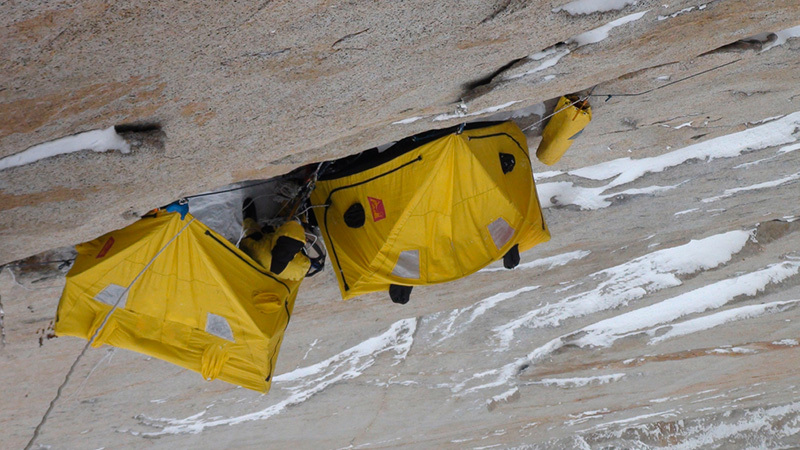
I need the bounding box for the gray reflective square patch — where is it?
[392,250,420,279]
[488,217,515,250]
[206,313,234,342]
[93,283,129,309]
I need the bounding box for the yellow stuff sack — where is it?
[536,95,592,165]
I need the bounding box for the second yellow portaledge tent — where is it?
[310,121,551,300]
[54,211,301,393]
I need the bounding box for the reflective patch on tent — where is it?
[206,313,234,342]
[392,250,420,279]
[93,283,129,309]
[488,217,515,250]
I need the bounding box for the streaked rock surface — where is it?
[2,0,799,263]
[2,1,800,448]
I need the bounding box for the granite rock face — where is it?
[4,2,800,449]
[2,0,798,263]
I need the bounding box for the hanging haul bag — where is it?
[536,95,592,165]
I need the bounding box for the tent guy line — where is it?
[590,59,741,101]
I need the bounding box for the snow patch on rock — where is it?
[569,11,649,47]
[762,25,800,52]
[554,0,638,15]
[0,127,130,172]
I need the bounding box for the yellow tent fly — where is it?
[310,121,550,300]
[536,95,592,165]
[54,211,302,393]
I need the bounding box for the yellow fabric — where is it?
[310,121,550,300]
[54,211,303,393]
[242,217,262,237]
[536,96,592,165]
[240,219,310,281]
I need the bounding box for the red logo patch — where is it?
[96,237,115,258]
[367,197,386,222]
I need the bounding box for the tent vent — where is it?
[499,152,515,173]
[344,203,366,228]
[206,313,234,342]
[392,250,420,279]
[93,284,129,309]
[488,217,514,249]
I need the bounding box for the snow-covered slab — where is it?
[133,318,417,435]
[674,208,699,216]
[657,5,700,21]
[565,408,612,426]
[569,112,800,186]
[537,180,681,210]
[452,229,754,396]
[572,262,800,347]
[582,409,680,431]
[779,143,800,154]
[702,171,800,203]
[427,285,539,345]
[480,250,590,273]
[650,300,800,344]
[488,387,519,407]
[569,400,800,447]
[534,170,564,181]
[538,111,800,210]
[492,229,753,349]
[521,262,799,360]
[530,373,626,388]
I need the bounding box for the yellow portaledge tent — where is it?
[54,211,301,393]
[310,121,550,300]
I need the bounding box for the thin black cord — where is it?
[184,180,274,200]
[590,59,741,102]
[522,87,595,132]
